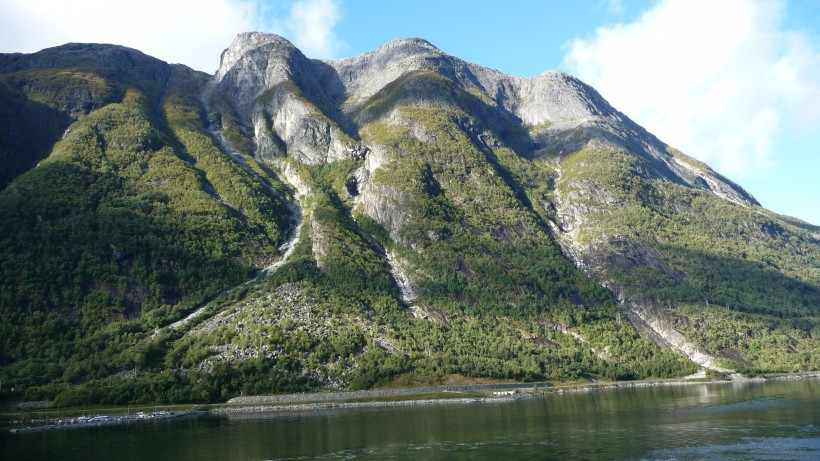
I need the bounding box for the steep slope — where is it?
[207,33,818,377]
[0,43,176,189]
[0,35,817,405]
[0,43,295,394]
[553,143,820,371]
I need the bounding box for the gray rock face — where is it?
[215,33,308,115]
[212,32,756,206]
[324,38,449,107]
[253,83,366,164]
[207,35,763,320]
[359,181,415,244]
[209,33,763,263]
[514,71,613,127]
[215,33,364,165]
[209,35,765,344]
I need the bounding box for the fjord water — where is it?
[3,379,818,460]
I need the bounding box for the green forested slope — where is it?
[0,46,292,398]
[555,144,820,371]
[0,38,817,406]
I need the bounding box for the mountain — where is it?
[1,34,817,405]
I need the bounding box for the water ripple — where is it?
[646,436,820,461]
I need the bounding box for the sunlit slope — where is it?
[0,35,817,405]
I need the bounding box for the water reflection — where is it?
[2,379,818,460]
[649,436,820,461]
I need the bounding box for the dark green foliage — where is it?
[1,43,815,406]
[0,42,174,189]
[559,144,820,370]
[363,105,606,320]
[0,77,70,188]
[561,146,820,317]
[0,49,291,395]
[668,302,819,372]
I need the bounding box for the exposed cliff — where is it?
[206,33,817,376]
[0,35,817,405]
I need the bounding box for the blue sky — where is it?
[1,0,819,225]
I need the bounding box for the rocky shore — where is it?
[227,381,550,405]
[7,372,818,433]
[214,372,820,415]
[212,396,510,415]
[8,410,202,434]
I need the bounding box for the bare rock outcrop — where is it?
[207,33,770,367]
[211,32,760,210]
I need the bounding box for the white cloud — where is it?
[562,0,820,178]
[0,0,343,73]
[283,0,343,58]
[251,0,344,58]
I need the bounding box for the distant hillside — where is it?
[0,35,816,405]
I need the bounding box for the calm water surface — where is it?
[2,378,818,460]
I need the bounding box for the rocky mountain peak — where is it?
[320,37,460,107]
[513,69,617,127]
[215,32,298,82]
[373,37,440,54]
[210,33,758,205]
[213,32,323,119]
[0,42,173,84]
[319,42,617,132]
[0,35,815,403]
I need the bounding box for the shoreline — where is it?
[7,371,819,433]
[8,410,204,434]
[211,371,820,415]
